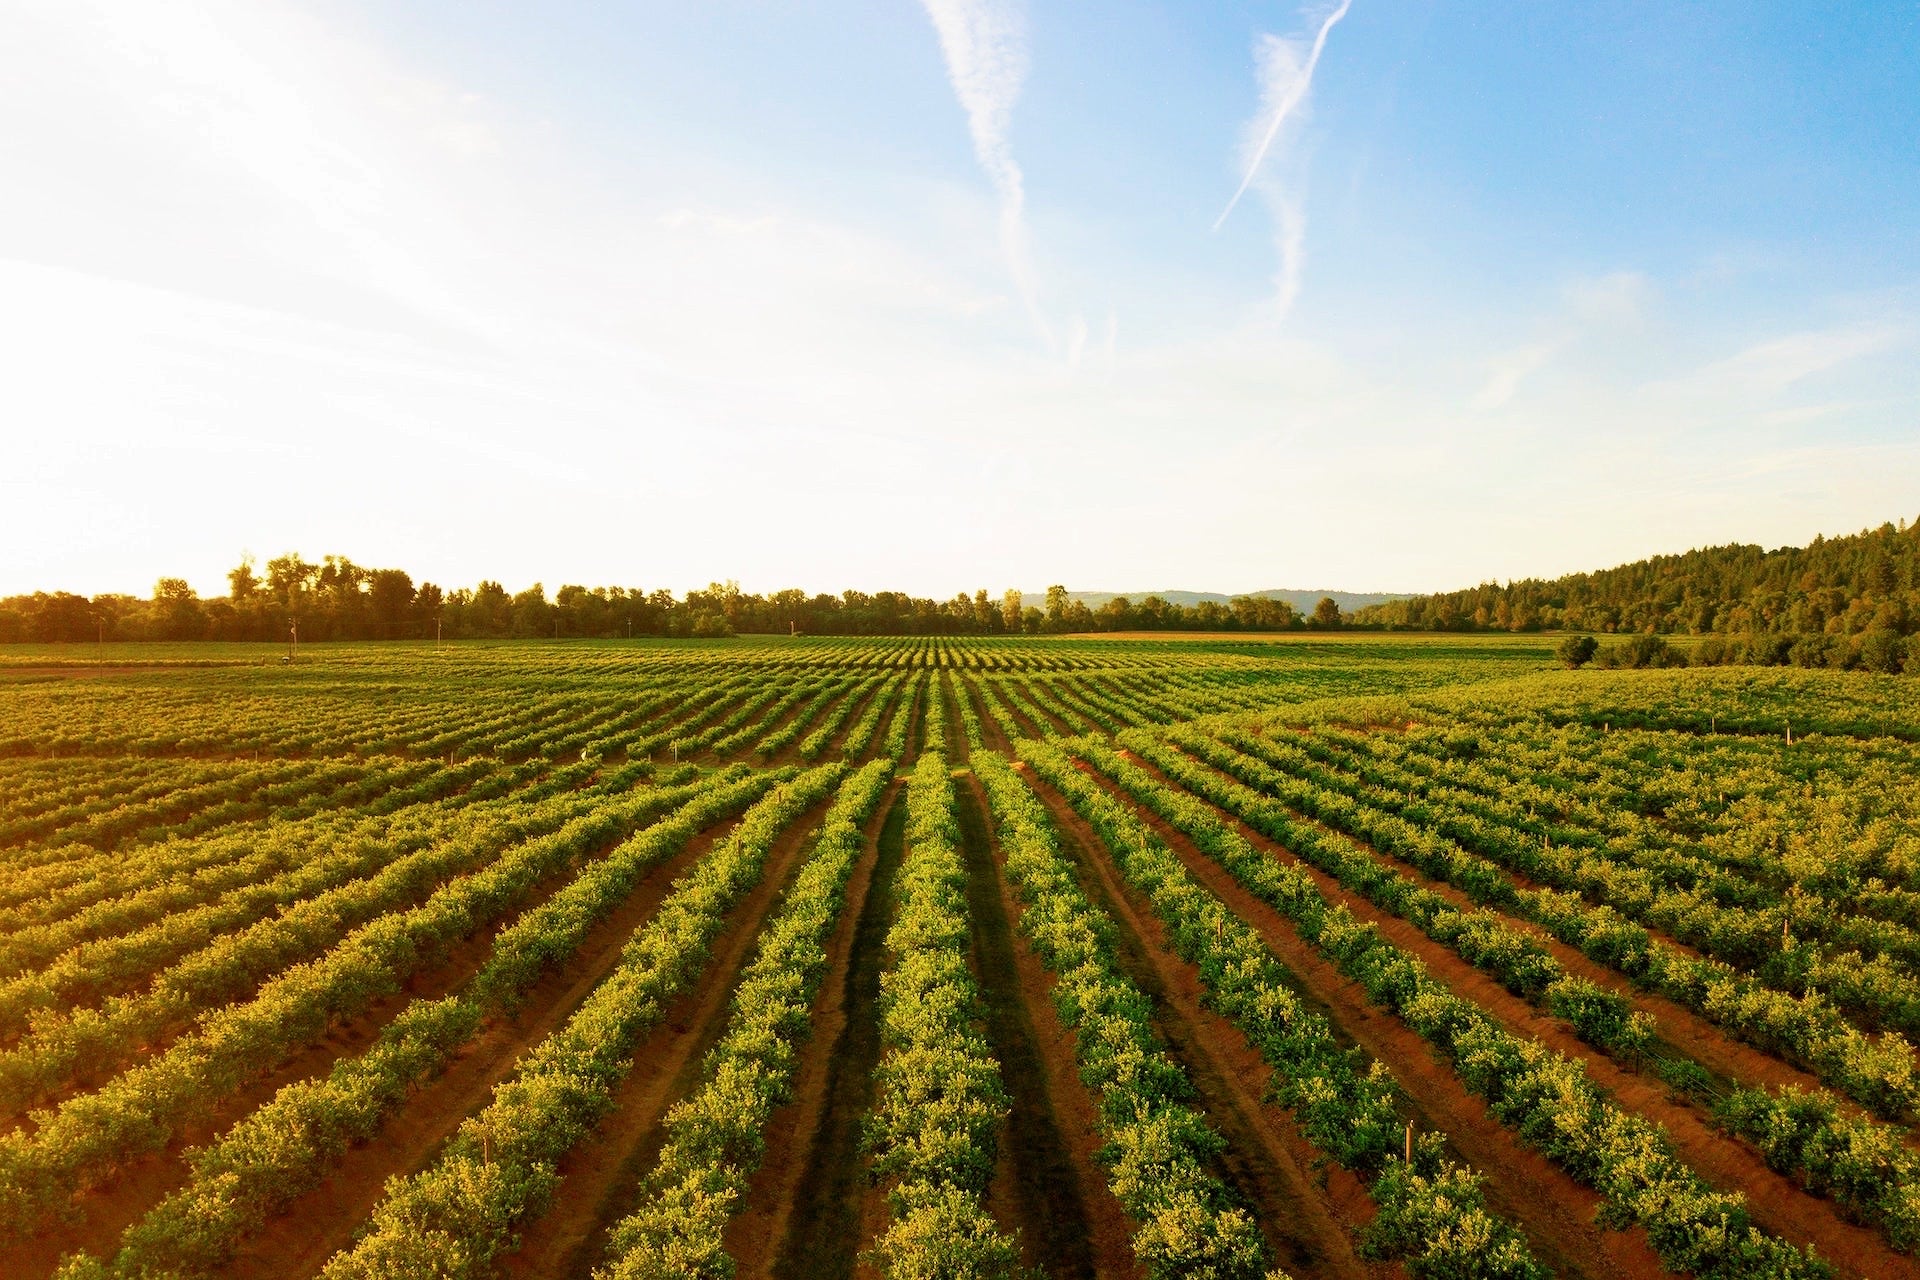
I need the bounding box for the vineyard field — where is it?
[4,634,1920,1280]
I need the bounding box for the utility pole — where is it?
[435,616,442,648]
[287,619,298,664]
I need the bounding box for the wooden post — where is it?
[1405,1120,1414,1164]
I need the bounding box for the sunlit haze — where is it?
[3,1,1916,599]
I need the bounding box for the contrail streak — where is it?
[920,0,1052,347]
[1212,0,1352,232]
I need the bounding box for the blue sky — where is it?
[2,1,1915,599]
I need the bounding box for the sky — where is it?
[2,0,1916,600]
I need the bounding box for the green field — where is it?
[4,635,1919,1280]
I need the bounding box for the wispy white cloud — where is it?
[1217,1,1352,319]
[3,1,1916,603]
[1215,0,1351,232]
[1565,270,1655,328]
[1470,270,1658,408]
[1472,341,1558,411]
[918,0,1050,346]
[1690,323,1908,396]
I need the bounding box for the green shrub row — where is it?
[798,675,885,759]
[0,774,688,1116]
[1266,725,1920,1033]
[972,752,1269,1279]
[842,671,906,760]
[950,676,985,750]
[1076,738,1828,1279]
[881,672,925,761]
[753,674,864,760]
[863,752,1020,1280]
[595,756,895,1279]
[0,770,510,1038]
[921,671,949,756]
[0,773,730,1238]
[1017,741,1546,1280]
[1178,727,1920,1127]
[315,762,847,1279]
[1120,733,1920,1251]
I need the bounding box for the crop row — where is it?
[1015,743,1549,1280]
[1048,738,1829,1279]
[798,674,886,758]
[55,766,782,1278]
[972,753,1269,1277]
[0,770,744,1236]
[313,762,847,1278]
[1179,726,1920,1125]
[594,756,895,1279]
[0,773,693,1114]
[1113,733,1920,1253]
[864,753,1019,1279]
[1294,725,1920,999]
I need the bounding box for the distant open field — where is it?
[4,635,1919,1280]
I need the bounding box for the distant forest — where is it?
[0,558,1314,643]
[9,519,1918,654]
[1353,519,1920,639]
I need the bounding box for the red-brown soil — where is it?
[952,772,1108,1278]
[1030,763,1670,1280]
[493,791,841,1280]
[222,810,767,1280]
[1121,750,1920,1279]
[1017,766,1385,1280]
[726,782,900,1278]
[757,790,910,1280]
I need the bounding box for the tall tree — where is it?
[1002,588,1023,634]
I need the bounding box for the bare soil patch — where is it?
[725,782,900,1277]
[223,812,755,1280]
[1049,763,1669,1280]
[1019,768,1381,1280]
[762,792,909,1280]
[496,792,841,1280]
[952,772,1102,1278]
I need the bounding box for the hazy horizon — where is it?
[3,2,1915,600]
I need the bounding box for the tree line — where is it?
[1355,518,1920,640]
[0,554,1331,643]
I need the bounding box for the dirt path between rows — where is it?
[1125,752,1920,1279]
[219,810,759,1280]
[963,678,1015,756]
[758,791,908,1280]
[966,766,1146,1279]
[981,682,1052,742]
[1193,745,1920,1119]
[1018,767,1383,1280]
[1043,763,1670,1280]
[10,796,719,1280]
[940,674,969,763]
[496,791,842,1280]
[952,771,1103,1278]
[726,782,898,1277]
